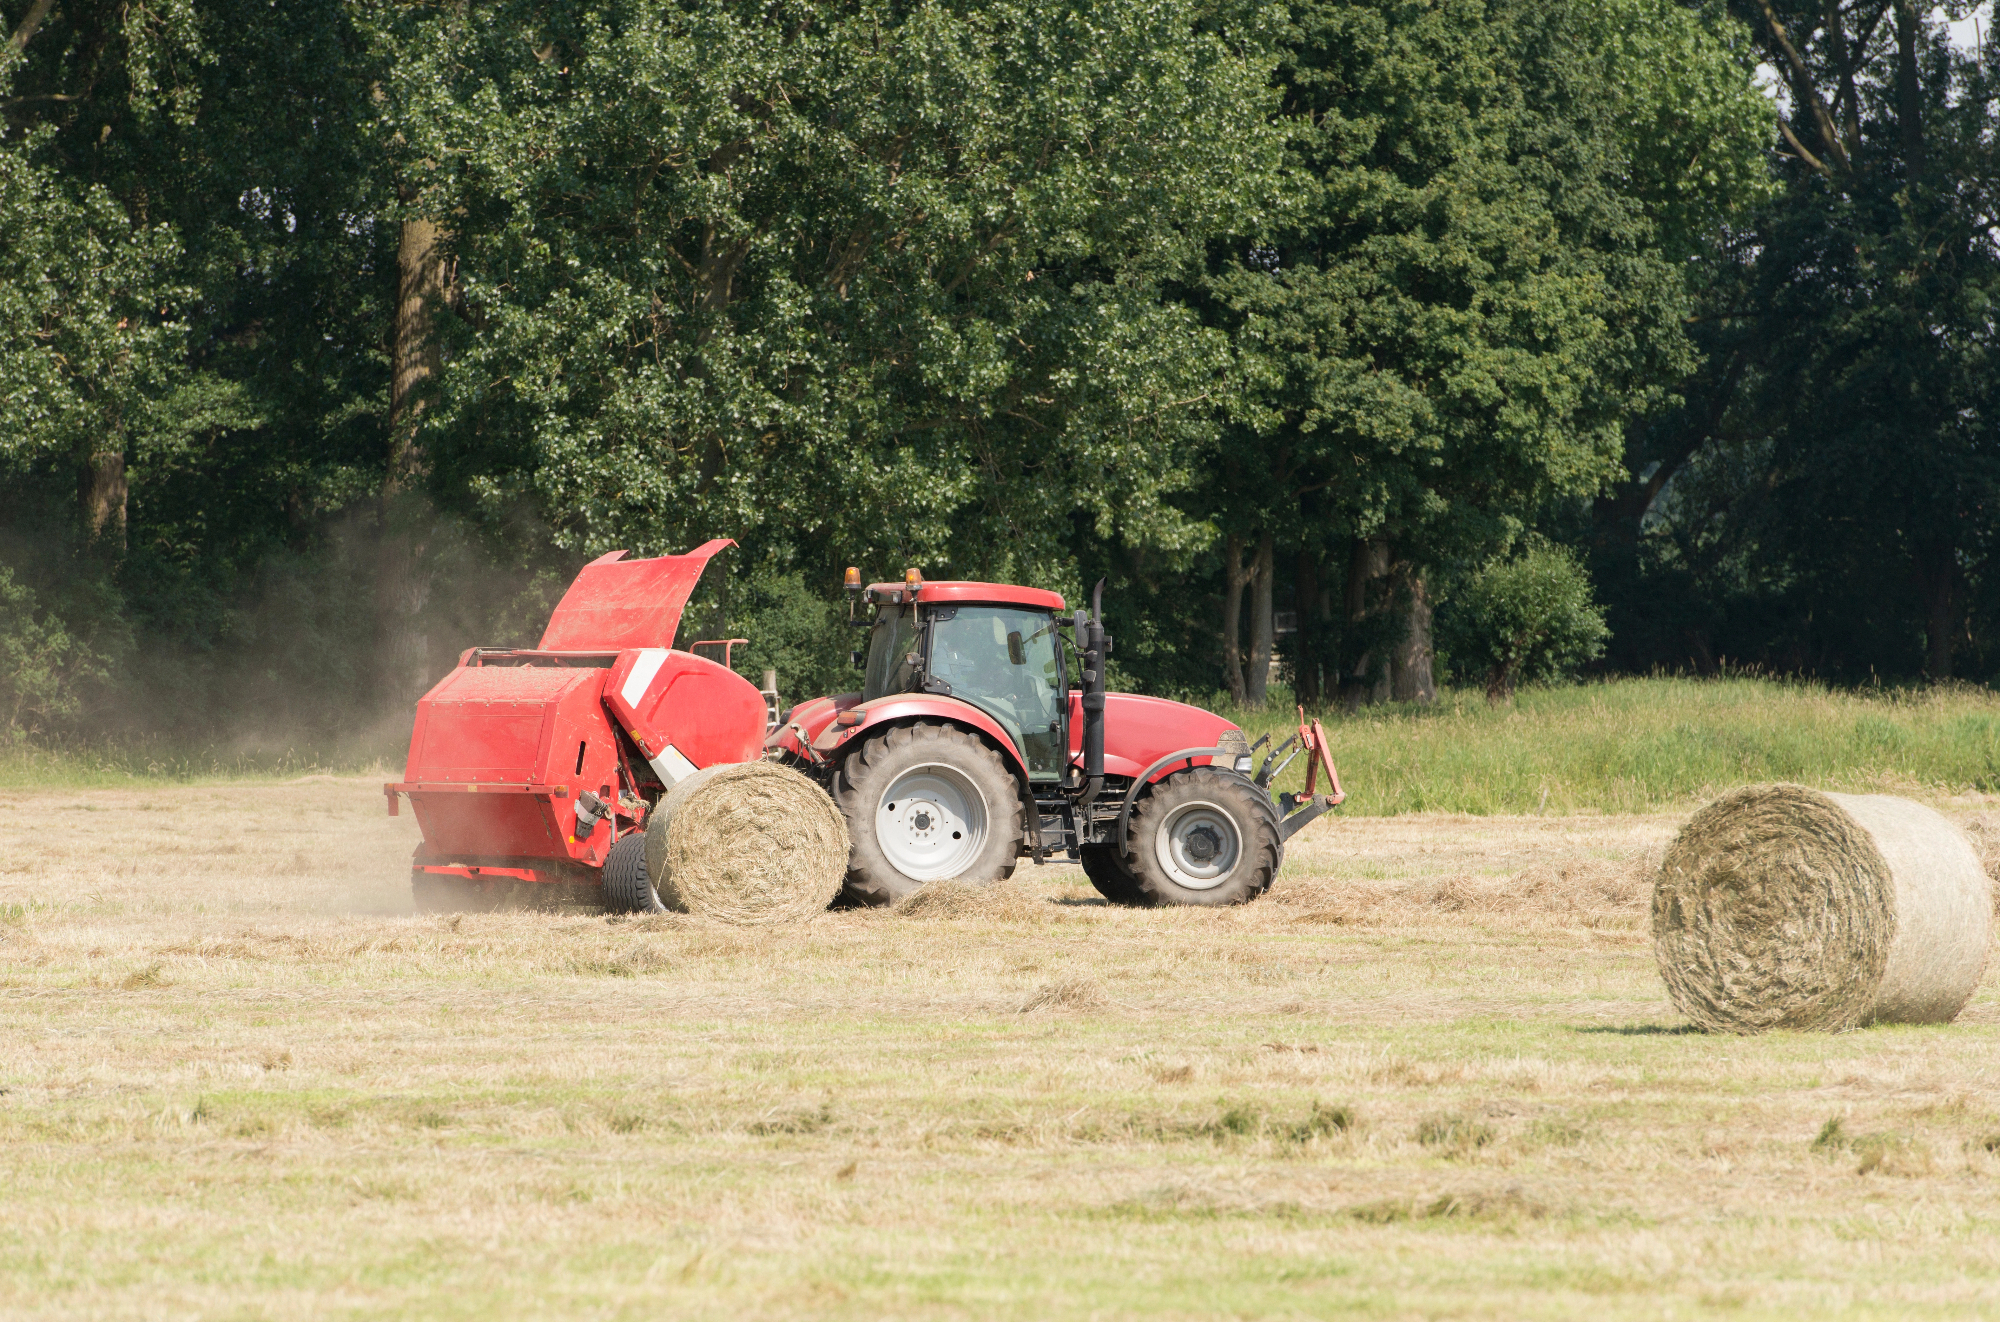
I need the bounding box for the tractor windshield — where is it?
[863,605,920,700]
[927,606,1065,780]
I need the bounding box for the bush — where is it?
[0,565,108,736]
[1439,538,1608,703]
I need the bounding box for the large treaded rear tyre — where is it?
[835,721,1023,906]
[1121,767,1282,907]
[601,831,664,913]
[1079,845,1145,906]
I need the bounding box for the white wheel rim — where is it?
[875,763,989,882]
[1155,800,1241,890]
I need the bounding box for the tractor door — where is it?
[924,606,1067,781]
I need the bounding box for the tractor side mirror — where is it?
[1006,631,1026,665]
[850,649,864,670]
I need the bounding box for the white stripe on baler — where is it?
[620,648,670,708]
[648,745,699,785]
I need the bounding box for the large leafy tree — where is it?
[1596,2,2000,681]
[1191,0,1770,707]
[384,0,1284,617]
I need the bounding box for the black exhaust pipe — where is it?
[1079,578,1107,811]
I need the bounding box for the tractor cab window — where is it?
[927,606,1065,780]
[863,605,920,700]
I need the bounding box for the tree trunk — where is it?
[1294,543,1322,707]
[1340,535,1391,711]
[1221,532,1248,706]
[1917,543,1955,680]
[79,446,127,555]
[378,217,447,703]
[1245,531,1275,708]
[1895,0,1925,178]
[387,218,443,492]
[1389,566,1436,704]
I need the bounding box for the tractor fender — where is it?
[818,697,1040,850]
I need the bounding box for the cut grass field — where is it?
[2,774,1999,1318]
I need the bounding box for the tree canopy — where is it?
[0,0,1982,748]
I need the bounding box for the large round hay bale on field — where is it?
[1651,784,1993,1033]
[643,762,848,925]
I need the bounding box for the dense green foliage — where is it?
[1435,538,1608,701]
[0,0,1987,751]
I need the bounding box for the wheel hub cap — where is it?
[875,764,990,882]
[1155,800,1242,890]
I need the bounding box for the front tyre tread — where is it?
[1122,767,1282,907]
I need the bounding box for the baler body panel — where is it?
[398,662,632,870]
[386,540,773,888]
[604,647,769,781]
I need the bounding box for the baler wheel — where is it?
[835,721,1023,906]
[601,831,665,914]
[1078,845,1145,907]
[1120,767,1282,907]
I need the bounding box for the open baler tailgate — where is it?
[537,540,735,652]
[386,540,777,894]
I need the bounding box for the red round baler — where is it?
[383,540,770,908]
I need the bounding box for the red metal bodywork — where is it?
[604,647,769,774]
[866,580,1066,611]
[386,544,769,884]
[539,540,735,651]
[769,581,1239,781]
[770,688,1237,784]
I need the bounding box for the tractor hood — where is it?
[1079,691,1242,779]
[537,540,735,652]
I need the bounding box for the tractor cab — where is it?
[860,582,1068,782]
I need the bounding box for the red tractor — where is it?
[769,571,1343,906]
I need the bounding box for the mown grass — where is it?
[1,778,1997,1319]
[1234,676,2000,815]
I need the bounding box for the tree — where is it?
[1196,0,1770,708]
[381,0,1286,612]
[1590,2,2000,682]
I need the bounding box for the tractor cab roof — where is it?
[865,580,1066,612]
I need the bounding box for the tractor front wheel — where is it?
[1120,767,1282,907]
[835,721,1023,905]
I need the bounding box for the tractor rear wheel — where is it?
[1078,845,1145,906]
[600,831,664,913]
[1121,767,1281,907]
[835,721,1023,906]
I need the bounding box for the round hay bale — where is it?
[1651,784,1993,1033]
[642,761,848,926]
